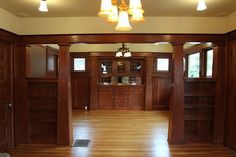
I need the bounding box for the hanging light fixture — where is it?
[107,0,119,22]
[98,0,144,31]
[98,0,113,17]
[116,43,132,57]
[197,0,207,11]
[116,0,132,31]
[39,0,48,12]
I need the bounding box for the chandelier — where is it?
[116,43,131,57]
[98,0,144,31]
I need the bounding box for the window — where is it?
[206,49,213,77]
[74,58,86,71]
[188,53,200,78]
[157,58,169,71]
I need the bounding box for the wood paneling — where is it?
[152,76,171,110]
[226,40,236,151]
[27,79,58,144]
[71,76,90,110]
[0,40,13,152]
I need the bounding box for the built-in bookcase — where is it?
[184,78,216,143]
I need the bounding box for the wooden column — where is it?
[145,55,153,110]
[90,55,98,109]
[57,44,73,146]
[213,43,226,145]
[14,44,29,145]
[168,42,184,145]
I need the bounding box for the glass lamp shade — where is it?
[116,51,123,57]
[128,0,144,15]
[39,0,48,12]
[98,0,113,17]
[107,5,119,22]
[124,51,131,57]
[115,11,132,31]
[130,9,144,22]
[197,0,207,11]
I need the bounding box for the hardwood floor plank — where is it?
[9,110,236,157]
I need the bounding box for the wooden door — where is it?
[0,41,12,152]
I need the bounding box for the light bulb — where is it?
[98,0,113,17]
[39,0,48,12]
[116,11,132,31]
[197,0,207,11]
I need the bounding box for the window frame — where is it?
[153,53,172,76]
[70,53,90,74]
[184,45,214,78]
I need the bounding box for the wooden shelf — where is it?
[184,104,214,109]
[185,115,213,121]
[184,93,215,97]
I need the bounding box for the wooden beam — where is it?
[57,44,73,146]
[168,42,184,144]
[19,34,225,44]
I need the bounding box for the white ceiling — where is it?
[0,0,236,17]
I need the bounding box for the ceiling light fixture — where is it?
[116,43,132,57]
[39,0,48,12]
[98,0,144,31]
[197,0,207,11]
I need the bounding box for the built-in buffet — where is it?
[98,58,145,109]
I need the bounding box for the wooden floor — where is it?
[9,110,236,157]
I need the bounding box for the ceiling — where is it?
[0,0,236,17]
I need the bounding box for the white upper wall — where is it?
[0,8,235,35]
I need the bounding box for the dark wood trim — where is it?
[19,34,225,44]
[0,29,19,43]
[57,44,73,146]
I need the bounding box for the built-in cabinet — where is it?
[98,58,145,110]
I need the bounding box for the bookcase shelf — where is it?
[184,78,216,143]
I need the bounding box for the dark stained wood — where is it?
[184,79,216,143]
[152,76,172,110]
[90,56,98,109]
[0,40,13,151]
[71,76,90,110]
[226,40,236,151]
[14,44,30,146]
[57,44,73,146]
[213,44,226,145]
[26,78,58,144]
[98,86,113,109]
[168,42,184,145]
[0,29,19,43]
[145,56,153,110]
[19,34,225,44]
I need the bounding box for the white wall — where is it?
[0,8,235,35]
[0,8,21,34]
[70,43,173,53]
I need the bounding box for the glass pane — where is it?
[74,58,85,71]
[130,61,142,74]
[101,61,112,74]
[206,49,213,77]
[188,53,200,78]
[157,58,169,71]
[117,61,126,73]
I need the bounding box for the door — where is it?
[0,41,12,152]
